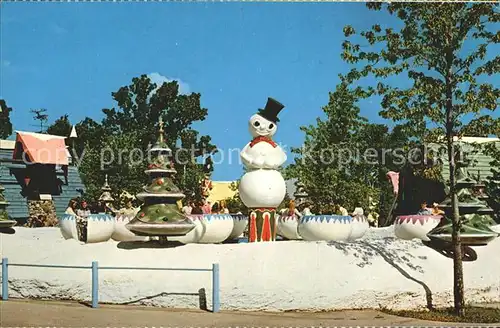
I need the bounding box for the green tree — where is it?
[78,74,217,203]
[0,99,13,139]
[47,114,72,137]
[46,115,102,165]
[285,81,408,215]
[78,132,144,201]
[341,3,499,315]
[74,118,107,160]
[223,180,246,213]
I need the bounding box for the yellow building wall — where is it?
[207,181,237,203]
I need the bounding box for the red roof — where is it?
[13,131,69,165]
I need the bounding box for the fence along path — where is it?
[0,257,220,312]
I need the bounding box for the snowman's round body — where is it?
[239,169,286,208]
[239,105,287,243]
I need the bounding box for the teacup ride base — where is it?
[0,219,17,229]
[125,204,196,240]
[422,219,499,262]
[247,208,280,242]
[0,226,15,234]
[422,239,477,261]
[167,214,205,244]
[112,213,148,242]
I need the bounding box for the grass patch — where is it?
[382,306,500,323]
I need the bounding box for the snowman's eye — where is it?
[268,123,274,129]
[253,121,260,127]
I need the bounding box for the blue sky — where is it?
[1,3,497,181]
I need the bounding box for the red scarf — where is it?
[250,136,277,148]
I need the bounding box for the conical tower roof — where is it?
[150,117,172,153]
[101,174,112,192]
[146,117,177,174]
[99,174,114,202]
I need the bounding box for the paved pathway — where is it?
[0,299,477,327]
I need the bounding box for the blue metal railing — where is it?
[0,257,220,312]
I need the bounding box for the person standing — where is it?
[77,201,91,218]
[182,201,194,215]
[351,205,364,217]
[76,200,90,243]
[65,199,78,216]
[338,205,349,216]
[431,202,444,215]
[202,200,212,214]
[301,202,313,216]
[417,201,432,215]
[286,200,302,217]
[219,200,230,214]
[212,202,220,214]
[191,201,204,215]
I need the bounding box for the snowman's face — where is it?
[248,114,277,138]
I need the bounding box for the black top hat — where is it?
[257,97,285,123]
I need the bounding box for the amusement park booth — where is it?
[0,131,84,225]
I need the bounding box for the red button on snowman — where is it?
[239,97,287,242]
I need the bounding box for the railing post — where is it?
[1,258,8,301]
[212,263,220,313]
[91,261,99,308]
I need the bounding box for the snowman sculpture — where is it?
[239,97,287,242]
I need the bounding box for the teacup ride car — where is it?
[169,214,234,244]
[59,213,115,243]
[277,213,302,240]
[227,213,248,241]
[298,215,354,241]
[349,214,369,240]
[394,214,443,241]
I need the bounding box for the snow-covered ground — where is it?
[1,226,499,311]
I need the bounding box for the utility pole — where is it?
[30,109,49,133]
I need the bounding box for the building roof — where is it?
[427,137,499,183]
[0,139,15,150]
[443,136,500,144]
[14,131,66,140]
[12,131,70,165]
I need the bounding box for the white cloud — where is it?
[148,72,190,95]
[50,23,67,35]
